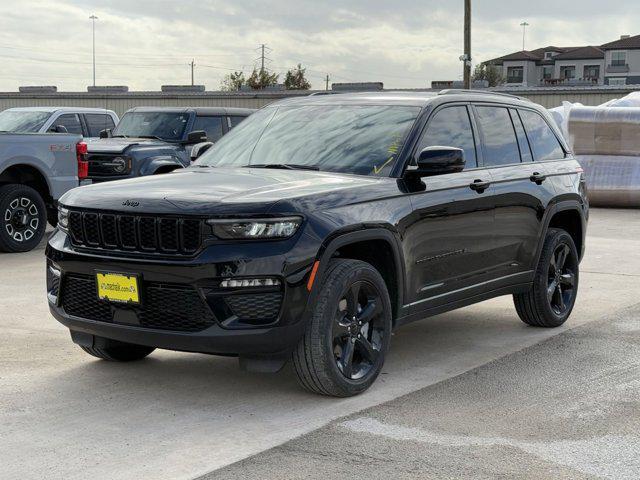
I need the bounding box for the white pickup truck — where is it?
[0,107,119,138]
[0,132,87,252]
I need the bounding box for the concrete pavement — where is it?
[0,208,638,479]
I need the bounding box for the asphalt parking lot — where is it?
[1,208,639,480]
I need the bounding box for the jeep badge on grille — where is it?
[122,200,140,207]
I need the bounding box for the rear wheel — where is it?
[292,259,392,397]
[80,341,155,362]
[514,228,579,328]
[0,184,47,253]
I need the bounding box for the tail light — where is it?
[76,142,88,180]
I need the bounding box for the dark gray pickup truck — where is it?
[86,107,254,182]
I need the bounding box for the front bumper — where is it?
[46,228,318,357]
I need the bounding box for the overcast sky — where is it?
[0,0,638,92]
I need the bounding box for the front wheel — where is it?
[0,184,47,253]
[514,228,579,328]
[292,259,392,397]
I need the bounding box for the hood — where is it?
[86,137,171,154]
[60,167,389,215]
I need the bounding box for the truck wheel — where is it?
[514,228,579,328]
[0,184,47,253]
[292,259,392,397]
[80,342,155,362]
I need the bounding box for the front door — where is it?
[403,104,496,311]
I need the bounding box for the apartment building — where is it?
[487,34,640,87]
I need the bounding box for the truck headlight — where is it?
[58,206,69,230]
[207,217,302,239]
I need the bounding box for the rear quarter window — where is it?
[519,110,565,161]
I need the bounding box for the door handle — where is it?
[469,179,491,193]
[530,172,547,185]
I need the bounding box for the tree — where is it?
[472,63,504,87]
[284,64,311,90]
[220,71,245,91]
[246,68,279,89]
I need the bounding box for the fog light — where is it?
[220,278,280,288]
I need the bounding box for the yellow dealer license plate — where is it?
[96,272,140,304]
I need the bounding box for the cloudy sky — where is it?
[0,0,638,92]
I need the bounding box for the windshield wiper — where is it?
[137,135,163,140]
[244,163,320,171]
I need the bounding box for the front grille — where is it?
[87,154,129,177]
[68,210,202,255]
[60,274,216,332]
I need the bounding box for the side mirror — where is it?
[409,146,465,177]
[186,130,207,144]
[99,128,112,139]
[190,142,214,161]
[49,125,69,133]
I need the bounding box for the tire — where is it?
[292,259,392,397]
[0,184,47,253]
[79,342,155,362]
[514,228,579,328]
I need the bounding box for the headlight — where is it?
[58,206,69,230]
[207,217,302,239]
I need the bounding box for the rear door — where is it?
[473,104,559,278]
[404,104,496,310]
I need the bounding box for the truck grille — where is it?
[60,274,217,332]
[68,210,203,255]
[87,154,129,177]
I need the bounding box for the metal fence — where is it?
[0,86,639,115]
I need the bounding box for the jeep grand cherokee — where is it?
[46,91,588,397]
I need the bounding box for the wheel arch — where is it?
[0,163,52,205]
[537,201,586,265]
[139,156,185,176]
[314,228,405,324]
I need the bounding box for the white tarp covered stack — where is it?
[550,92,640,207]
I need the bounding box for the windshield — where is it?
[0,110,51,133]
[113,112,190,141]
[196,105,421,176]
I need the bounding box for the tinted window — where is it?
[475,106,520,166]
[229,116,246,128]
[197,105,420,177]
[52,114,82,135]
[192,116,224,142]
[509,109,533,162]
[85,114,116,137]
[418,106,477,168]
[519,110,565,161]
[0,110,51,133]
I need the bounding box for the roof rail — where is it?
[438,89,529,101]
[308,91,344,96]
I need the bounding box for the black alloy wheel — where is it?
[514,228,579,328]
[293,258,392,397]
[332,280,385,380]
[547,243,577,316]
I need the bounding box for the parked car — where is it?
[0,132,87,252]
[85,107,254,182]
[0,107,118,139]
[47,91,588,397]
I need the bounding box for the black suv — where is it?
[86,107,254,182]
[47,91,588,397]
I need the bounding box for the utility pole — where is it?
[260,44,265,74]
[325,74,330,91]
[89,15,98,87]
[190,59,195,86]
[520,22,530,51]
[463,0,471,89]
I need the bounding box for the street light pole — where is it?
[463,0,471,89]
[89,15,98,87]
[520,21,530,51]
